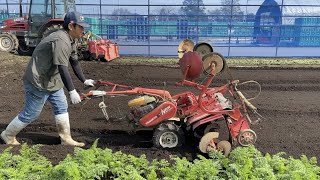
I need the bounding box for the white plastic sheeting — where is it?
[271,0,320,25]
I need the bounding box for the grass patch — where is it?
[227,57,320,66]
[2,51,320,66]
[111,56,320,66]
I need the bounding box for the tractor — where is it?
[0,0,119,61]
[0,0,76,56]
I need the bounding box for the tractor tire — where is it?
[0,33,18,52]
[82,50,92,61]
[153,121,185,148]
[10,33,19,50]
[194,123,220,139]
[17,38,34,56]
[42,24,63,38]
[99,57,108,62]
[90,53,97,61]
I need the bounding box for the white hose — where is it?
[237,80,261,101]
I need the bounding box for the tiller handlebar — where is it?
[81,80,172,101]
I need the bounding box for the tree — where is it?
[208,0,244,22]
[220,0,242,14]
[153,7,177,21]
[110,8,133,20]
[180,0,206,18]
[246,13,255,22]
[0,9,8,14]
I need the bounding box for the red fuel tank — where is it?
[178,51,203,81]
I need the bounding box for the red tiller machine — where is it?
[88,39,119,61]
[81,50,262,155]
[80,32,120,61]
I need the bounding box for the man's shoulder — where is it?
[49,30,71,44]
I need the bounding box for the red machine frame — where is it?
[81,59,260,154]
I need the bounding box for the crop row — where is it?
[0,140,319,180]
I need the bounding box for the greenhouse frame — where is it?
[0,0,320,57]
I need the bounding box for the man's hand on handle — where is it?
[84,79,95,87]
[69,89,81,104]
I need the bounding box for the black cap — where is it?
[64,11,90,28]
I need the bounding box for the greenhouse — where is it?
[254,0,320,46]
[0,0,320,57]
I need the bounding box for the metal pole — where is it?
[148,0,150,56]
[52,0,55,18]
[100,0,102,36]
[246,0,248,21]
[228,0,234,57]
[245,0,249,44]
[276,0,284,57]
[196,0,200,43]
[19,0,22,17]
[6,0,9,17]
[244,0,249,44]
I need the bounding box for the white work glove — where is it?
[84,79,95,87]
[69,89,81,104]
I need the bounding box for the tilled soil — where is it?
[0,52,320,165]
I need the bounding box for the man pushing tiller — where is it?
[1,12,95,147]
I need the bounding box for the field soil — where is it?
[0,52,320,165]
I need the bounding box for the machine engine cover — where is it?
[132,103,156,118]
[178,51,203,81]
[128,95,156,107]
[139,101,177,127]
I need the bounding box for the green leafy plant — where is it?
[0,142,319,179]
[0,144,52,179]
[49,139,109,179]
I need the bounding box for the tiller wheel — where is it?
[199,132,231,156]
[237,129,257,147]
[216,141,232,156]
[202,52,226,75]
[153,122,184,148]
[193,42,213,58]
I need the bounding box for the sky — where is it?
[1,0,319,16]
[75,0,265,15]
[1,0,265,15]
